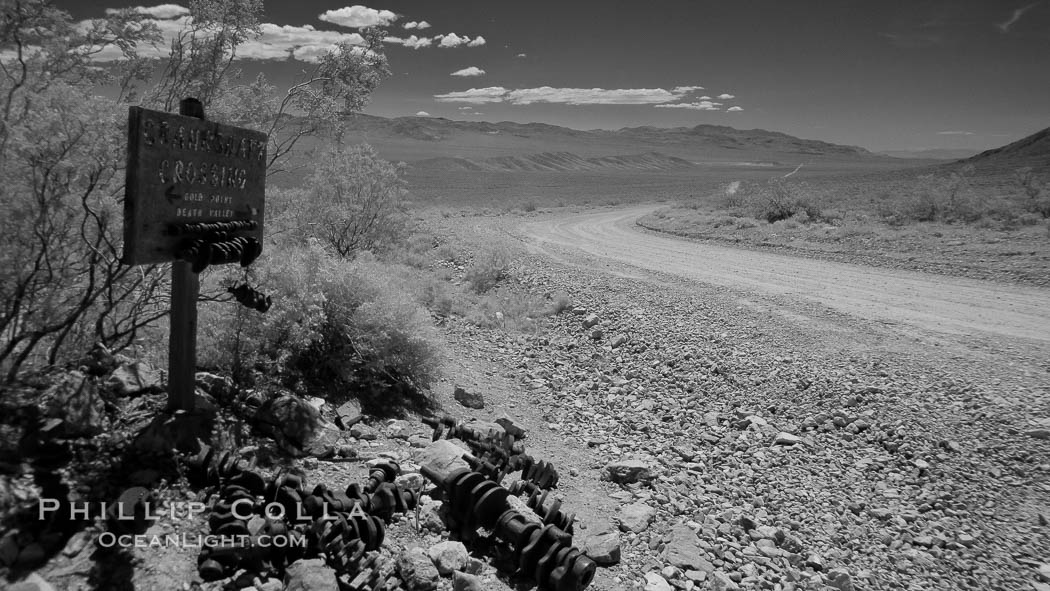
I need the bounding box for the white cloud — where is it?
[319,5,397,28]
[516,53,527,58]
[434,86,509,104]
[468,36,486,47]
[655,101,722,111]
[727,106,743,112]
[106,4,189,19]
[434,85,717,106]
[416,111,430,117]
[936,130,974,135]
[451,66,486,77]
[998,2,1039,32]
[241,23,365,61]
[385,35,432,49]
[717,93,735,99]
[403,20,431,30]
[698,95,711,100]
[457,106,473,110]
[672,85,705,93]
[436,33,468,48]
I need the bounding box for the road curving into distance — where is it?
[523,204,1050,344]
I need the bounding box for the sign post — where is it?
[123,98,267,412]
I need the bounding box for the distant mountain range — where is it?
[338,114,889,168]
[411,151,698,173]
[877,148,980,160]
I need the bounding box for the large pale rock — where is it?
[578,525,621,565]
[604,459,651,484]
[662,523,713,571]
[397,547,440,591]
[643,572,672,591]
[284,558,338,591]
[106,361,162,397]
[414,439,470,482]
[427,540,469,575]
[618,502,657,533]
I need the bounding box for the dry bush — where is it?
[465,288,550,333]
[549,291,573,315]
[197,241,443,402]
[464,247,512,294]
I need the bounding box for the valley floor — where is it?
[431,206,1050,590]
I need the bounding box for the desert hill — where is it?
[963,127,1050,170]
[338,114,889,166]
[411,151,697,173]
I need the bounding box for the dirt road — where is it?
[523,204,1050,344]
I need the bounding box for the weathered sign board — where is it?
[122,106,267,265]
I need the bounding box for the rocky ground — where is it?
[4,210,1050,591]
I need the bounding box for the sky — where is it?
[49,0,1050,152]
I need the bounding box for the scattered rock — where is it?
[397,547,440,591]
[254,394,323,451]
[604,459,651,484]
[350,422,379,440]
[662,523,713,571]
[413,439,470,484]
[610,334,629,349]
[590,329,604,340]
[495,414,526,439]
[427,540,469,575]
[453,386,485,409]
[195,372,235,402]
[451,571,486,591]
[1027,428,1050,440]
[106,361,162,396]
[582,314,600,328]
[643,572,672,591]
[826,567,855,591]
[618,501,657,533]
[284,558,338,591]
[335,400,363,430]
[578,525,621,565]
[709,571,740,591]
[773,432,802,446]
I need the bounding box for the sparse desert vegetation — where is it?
[638,163,1050,285]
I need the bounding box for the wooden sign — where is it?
[122,106,267,266]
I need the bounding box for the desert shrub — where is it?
[434,242,459,263]
[197,240,442,407]
[549,291,573,314]
[747,180,822,223]
[522,201,538,212]
[465,288,550,333]
[720,181,744,208]
[464,247,512,294]
[294,144,409,257]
